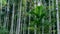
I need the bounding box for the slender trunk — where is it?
[0,0,2,26]
[28,0,32,34]
[56,0,60,34]
[23,18,26,34]
[23,0,27,34]
[28,16,30,34]
[34,24,37,34]
[16,0,22,34]
[49,0,52,34]
[52,0,55,34]
[9,3,15,34]
[21,23,23,34]
[42,18,44,34]
[3,14,7,28]
[6,0,9,29]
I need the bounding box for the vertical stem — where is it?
[3,7,7,28]
[16,0,22,34]
[56,0,60,34]
[42,18,44,34]
[28,0,31,34]
[49,0,52,34]
[6,0,9,29]
[0,0,2,26]
[23,18,26,34]
[34,24,37,34]
[52,0,55,34]
[9,3,15,34]
[41,0,45,34]
[21,23,23,34]
[23,0,27,34]
[34,0,37,34]
[28,14,30,34]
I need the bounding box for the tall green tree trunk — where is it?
[49,0,52,34]
[9,3,15,34]
[16,0,22,34]
[0,0,2,26]
[56,0,60,34]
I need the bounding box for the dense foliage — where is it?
[0,0,59,34]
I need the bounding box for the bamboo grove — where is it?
[0,0,60,34]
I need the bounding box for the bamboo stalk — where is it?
[49,0,52,34]
[28,0,32,34]
[16,0,22,34]
[9,3,15,34]
[0,0,2,27]
[52,0,55,34]
[56,0,60,34]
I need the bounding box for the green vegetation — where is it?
[0,0,59,34]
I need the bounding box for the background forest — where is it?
[0,0,60,34]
